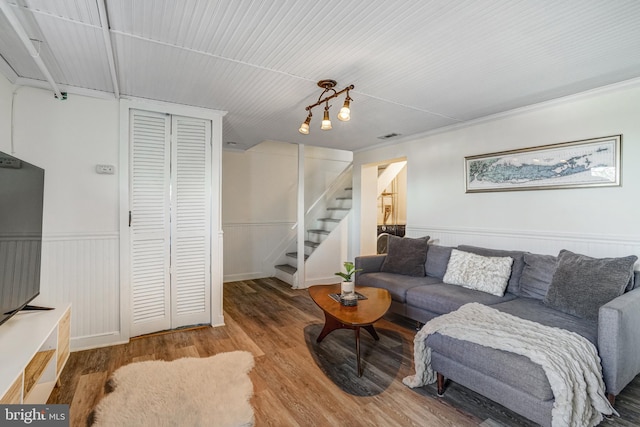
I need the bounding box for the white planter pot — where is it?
[341,281,355,296]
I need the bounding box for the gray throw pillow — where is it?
[632,271,640,291]
[625,270,638,292]
[544,249,638,320]
[380,235,429,277]
[425,244,454,279]
[519,253,557,300]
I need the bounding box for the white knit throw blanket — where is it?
[402,303,616,427]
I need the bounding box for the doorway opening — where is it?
[359,158,407,256]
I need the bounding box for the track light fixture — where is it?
[299,79,354,134]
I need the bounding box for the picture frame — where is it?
[465,135,621,193]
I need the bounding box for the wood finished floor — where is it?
[49,277,640,426]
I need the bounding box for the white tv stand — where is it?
[0,304,71,404]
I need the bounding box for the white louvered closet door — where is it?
[129,111,212,337]
[170,116,211,328]
[130,110,171,336]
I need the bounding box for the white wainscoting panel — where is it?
[37,232,122,350]
[222,222,295,282]
[408,226,640,265]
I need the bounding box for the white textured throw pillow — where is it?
[443,249,514,296]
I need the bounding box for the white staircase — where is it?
[274,165,353,287]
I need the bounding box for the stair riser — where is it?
[274,269,295,287]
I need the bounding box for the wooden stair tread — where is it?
[285,252,309,260]
[304,240,320,248]
[275,264,297,275]
[307,229,330,235]
[326,207,349,211]
[318,218,341,222]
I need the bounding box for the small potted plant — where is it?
[335,261,362,304]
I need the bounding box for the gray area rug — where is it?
[89,351,255,427]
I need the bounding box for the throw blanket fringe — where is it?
[402,303,616,427]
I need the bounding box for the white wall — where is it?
[353,80,640,260]
[0,76,13,145]
[222,141,352,281]
[304,145,353,209]
[8,88,119,234]
[0,77,122,349]
[222,141,296,282]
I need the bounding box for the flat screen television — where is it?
[0,151,45,326]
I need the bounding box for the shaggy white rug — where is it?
[90,351,255,427]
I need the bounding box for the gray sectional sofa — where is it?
[355,237,640,427]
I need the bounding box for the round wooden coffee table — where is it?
[308,284,391,377]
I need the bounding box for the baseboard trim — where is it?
[223,272,268,283]
[301,276,340,290]
[211,314,225,328]
[71,331,128,351]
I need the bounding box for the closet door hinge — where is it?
[129,211,132,227]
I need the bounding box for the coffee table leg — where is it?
[355,326,362,377]
[363,325,379,341]
[316,314,378,377]
[317,313,342,343]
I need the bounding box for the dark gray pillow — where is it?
[544,249,638,320]
[380,235,429,277]
[625,270,638,292]
[425,244,454,279]
[631,271,640,291]
[457,245,525,295]
[519,253,557,300]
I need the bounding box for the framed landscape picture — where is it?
[465,135,621,193]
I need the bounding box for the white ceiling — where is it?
[1,0,640,152]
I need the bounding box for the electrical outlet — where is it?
[96,164,115,175]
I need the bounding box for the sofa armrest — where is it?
[354,255,386,284]
[598,288,640,395]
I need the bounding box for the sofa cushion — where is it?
[405,283,516,315]
[427,297,599,402]
[358,272,439,303]
[544,250,638,320]
[427,333,553,401]
[491,297,597,344]
[457,245,526,296]
[425,244,454,279]
[380,235,429,277]
[519,253,557,300]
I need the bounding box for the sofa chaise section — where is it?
[354,237,640,427]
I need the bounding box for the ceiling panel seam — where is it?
[109,29,463,121]
[20,5,99,28]
[0,1,63,99]
[96,0,119,98]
